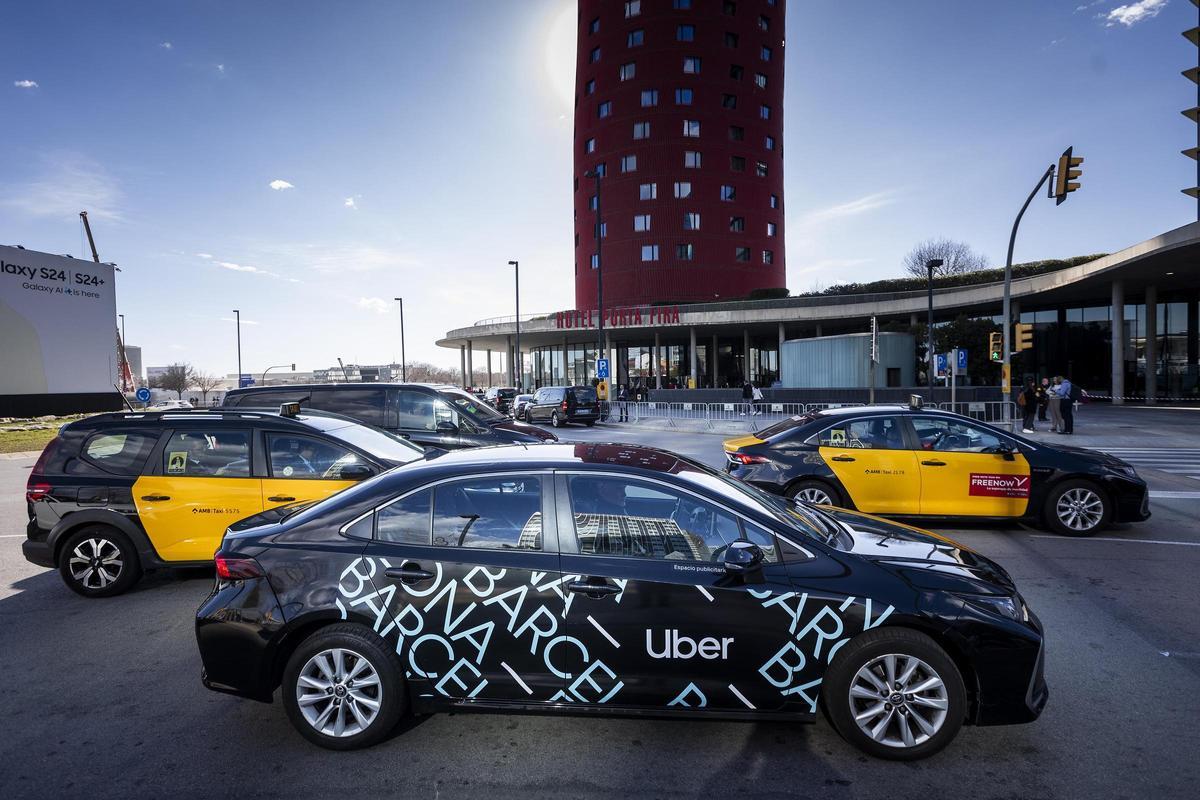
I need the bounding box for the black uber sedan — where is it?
[724,405,1149,537]
[196,442,1046,760]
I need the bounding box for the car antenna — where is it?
[114,383,136,412]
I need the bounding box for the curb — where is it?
[0,451,41,460]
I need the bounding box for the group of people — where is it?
[1019,375,1081,435]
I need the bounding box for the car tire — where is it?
[524,408,533,423]
[57,525,142,598]
[1044,479,1111,537]
[787,479,843,507]
[282,623,406,751]
[551,412,562,428]
[585,421,596,427]
[822,627,966,761]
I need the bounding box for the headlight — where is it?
[1107,464,1139,479]
[959,593,1029,623]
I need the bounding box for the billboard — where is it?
[0,245,121,414]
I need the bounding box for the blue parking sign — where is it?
[597,358,610,379]
[935,353,948,377]
[956,348,968,372]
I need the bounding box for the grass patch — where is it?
[0,426,60,454]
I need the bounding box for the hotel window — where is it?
[729,125,744,141]
[634,214,651,232]
[683,119,700,137]
[730,155,745,172]
[594,162,607,177]
[673,0,692,8]
[770,194,779,208]
[633,121,650,140]
[729,216,745,232]
[584,137,595,154]
[591,253,600,268]
[683,56,701,74]
[589,195,598,210]
[594,222,607,238]
[758,15,770,31]
[675,88,694,105]
[767,221,777,237]
[620,62,636,81]
[761,46,772,62]
[639,182,657,200]
[586,79,596,95]
[620,154,637,173]
[721,93,737,109]
[754,72,767,89]
[723,1,737,15]
[627,29,644,47]
[683,212,701,230]
[765,135,775,150]
[589,17,600,34]
[677,24,695,42]
[755,160,768,177]
[641,244,660,262]
[598,101,612,118]
[625,1,641,18]
[590,47,601,63]
[677,244,694,260]
[720,184,736,202]
[729,64,744,80]
[641,89,659,106]
[760,104,771,120]
[674,181,692,198]
[684,151,702,168]
[724,32,739,48]
[735,247,750,262]
[762,249,774,264]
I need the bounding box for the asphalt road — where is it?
[1,424,1198,800]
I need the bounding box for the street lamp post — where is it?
[232,309,242,387]
[261,363,295,384]
[507,261,520,389]
[926,259,942,395]
[393,297,406,382]
[585,169,604,379]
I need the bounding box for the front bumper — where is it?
[960,606,1049,726]
[1110,478,1151,523]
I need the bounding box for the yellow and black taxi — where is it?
[22,405,424,597]
[723,402,1149,537]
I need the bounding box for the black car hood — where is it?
[491,419,558,442]
[1035,441,1127,467]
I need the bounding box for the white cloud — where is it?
[1104,0,1168,27]
[216,63,226,74]
[160,41,172,50]
[195,252,213,259]
[2,152,123,220]
[202,254,302,284]
[801,191,897,226]
[268,179,294,191]
[13,80,38,89]
[217,261,261,273]
[355,297,390,314]
[344,197,357,209]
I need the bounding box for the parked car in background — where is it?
[484,387,518,415]
[511,393,534,419]
[196,442,1046,759]
[523,385,600,427]
[221,383,556,450]
[146,399,193,410]
[22,406,425,597]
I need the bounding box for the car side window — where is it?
[816,417,904,449]
[912,417,1006,453]
[163,430,250,477]
[71,431,158,475]
[567,475,752,562]
[740,519,780,563]
[431,477,542,550]
[397,390,456,431]
[267,433,362,479]
[377,489,432,545]
[310,389,387,427]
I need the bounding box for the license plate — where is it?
[577,410,592,415]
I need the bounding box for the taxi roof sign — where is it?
[279,402,302,418]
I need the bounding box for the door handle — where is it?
[267,495,297,503]
[140,494,171,502]
[384,565,436,584]
[921,460,947,467]
[831,455,856,462]
[568,579,620,599]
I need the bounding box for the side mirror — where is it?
[339,464,374,481]
[724,540,764,574]
[436,419,459,434]
[998,443,1017,461]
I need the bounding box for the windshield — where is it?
[440,389,507,422]
[325,423,424,464]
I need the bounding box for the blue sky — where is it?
[1,0,1193,375]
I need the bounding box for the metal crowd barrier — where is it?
[937,400,1018,427]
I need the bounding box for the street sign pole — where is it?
[951,348,958,407]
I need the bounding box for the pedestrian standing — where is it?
[1019,378,1038,433]
[751,384,764,416]
[741,380,753,416]
[1047,376,1064,432]
[617,383,629,422]
[1037,378,1050,422]
[1058,375,1075,434]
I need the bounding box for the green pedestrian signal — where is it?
[989,332,1003,362]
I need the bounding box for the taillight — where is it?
[26,482,53,502]
[561,401,569,411]
[26,437,61,501]
[729,452,769,465]
[214,551,264,580]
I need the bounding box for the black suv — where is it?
[483,387,518,415]
[523,385,601,427]
[197,442,1045,759]
[222,383,556,449]
[22,408,424,597]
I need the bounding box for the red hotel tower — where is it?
[573,0,786,310]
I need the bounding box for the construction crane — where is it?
[80,211,133,393]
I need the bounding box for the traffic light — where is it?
[1015,323,1034,352]
[1054,146,1083,205]
[989,332,1003,362]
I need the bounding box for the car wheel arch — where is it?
[269,612,400,695]
[49,510,156,568]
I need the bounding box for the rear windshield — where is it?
[572,387,598,403]
[755,414,815,440]
[497,389,517,399]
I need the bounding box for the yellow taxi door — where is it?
[260,431,362,510]
[133,428,262,562]
[815,416,922,514]
[908,416,1032,517]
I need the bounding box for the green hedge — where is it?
[808,254,1106,298]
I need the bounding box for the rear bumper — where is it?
[195,577,285,703]
[21,538,54,569]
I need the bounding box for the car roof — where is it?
[225,382,455,394]
[393,442,693,476]
[69,408,367,433]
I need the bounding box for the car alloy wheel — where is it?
[796,486,833,505]
[57,526,141,598]
[1055,487,1104,533]
[551,412,561,428]
[68,536,124,590]
[848,654,949,750]
[296,647,383,739]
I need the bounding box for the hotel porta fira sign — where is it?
[555,305,682,329]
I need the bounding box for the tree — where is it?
[192,371,222,406]
[150,363,193,399]
[902,238,988,279]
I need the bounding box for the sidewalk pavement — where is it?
[1014,403,1200,449]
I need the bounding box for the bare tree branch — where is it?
[902,238,989,278]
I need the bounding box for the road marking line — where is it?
[587,615,620,648]
[728,684,756,709]
[696,585,714,602]
[0,534,26,538]
[1149,491,1200,499]
[500,661,533,695]
[1031,535,1200,547]
[1159,651,1200,659]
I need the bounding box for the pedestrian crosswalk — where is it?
[1099,449,1200,481]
